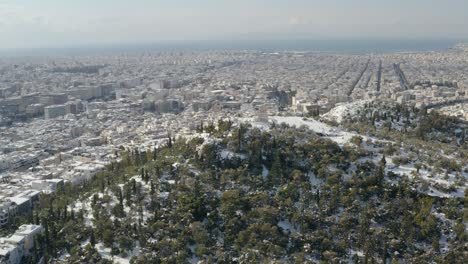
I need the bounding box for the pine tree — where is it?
[382,241,388,264]
[168,134,173,148]
[32,236,40,264]
[353,254,359,264]
[48,203,54,219]
[380,155,387,166]
[90,229,96,247]
[34,212,39,225]
[56,207,61,221]
[269,153,282,186]
[152,147,158,160]
[43,219,50,253]
[432,235,440,253]
[27,211,33,223]
[377,163,385,187]
[100,178,105,193]
[237,124,244,152]
[155,166,161,179]
[118,187,124,207]
[132,179,137,194]
[63,206,68,221]
[134,149,141,166]
[199,121,204,133]
[150,181,155,195]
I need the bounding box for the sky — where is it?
[1,0,468,49]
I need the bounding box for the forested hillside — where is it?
[15,120,467,263]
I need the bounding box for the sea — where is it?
[0,39,464,57]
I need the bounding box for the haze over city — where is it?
[1,0,468,50]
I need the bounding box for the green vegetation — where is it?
[341,101,467,179]
[14,119,467,263]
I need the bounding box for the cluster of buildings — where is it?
[437,103,468,120]
[0,46,468,241]
[0,225,43,264]
[376,48,468,114]
[0,178,60,228]
[0,83,117,123]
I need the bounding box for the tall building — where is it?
[68,86,102,100]
[65,102,78,115]
[44,104,66,119]
[39,93,67,106]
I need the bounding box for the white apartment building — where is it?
[0,201,17,227]
[0,225,43,264]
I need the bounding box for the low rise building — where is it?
[0,225,43,264]
[0,201,17,227]
[31,179,64,193]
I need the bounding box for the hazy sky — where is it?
[1,0,468,49]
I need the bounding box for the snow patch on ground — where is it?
[220,149,247,160]
[262,165,269,180]
[322,100,370,123]
[278,219,299,234]
[95,242,139,264]
[270,116,357,146]
[389,163,465,198]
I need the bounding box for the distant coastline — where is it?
[0,39,464,57]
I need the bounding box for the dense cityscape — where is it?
[0,41,466,263]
